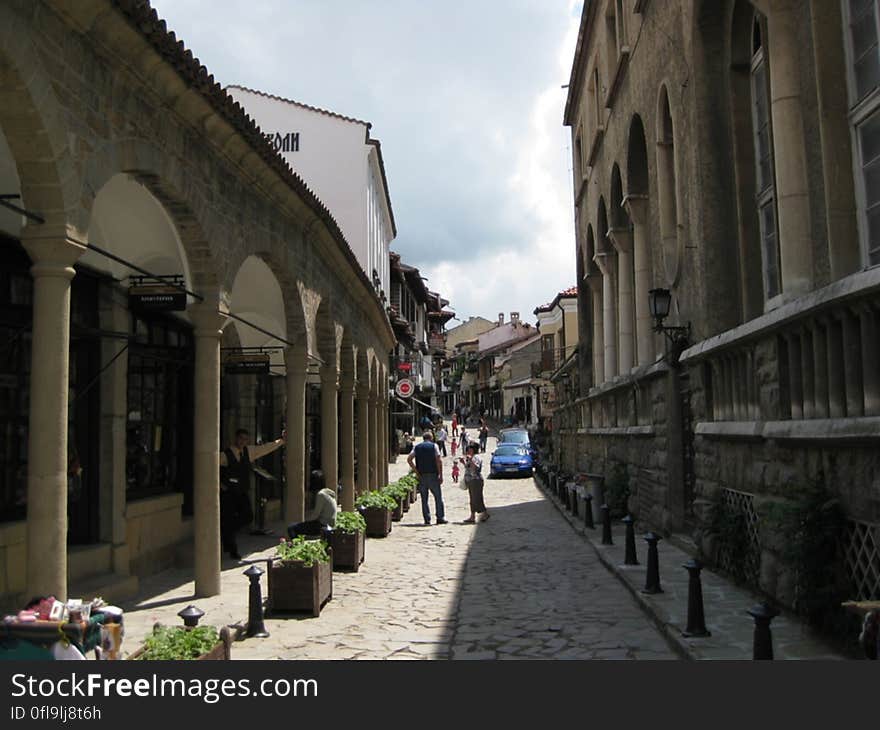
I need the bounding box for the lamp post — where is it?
[648,288,691,363]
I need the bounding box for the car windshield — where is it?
[494,445,527,456]
[500,431,529,444]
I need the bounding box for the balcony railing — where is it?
[532,347,568,376]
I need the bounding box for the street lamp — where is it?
[648,287,691,362]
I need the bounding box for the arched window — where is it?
[843,0,880,267]
[750,13,781,299]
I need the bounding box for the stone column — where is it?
[784,333,803,420]
[810,320,829,419]
[190,300,225,598]
[823,316,846,418]
[608,227,634,373]
[339,373,355,511]
[624,195,655,366]
[586,274,605,385]
[22,226,85,600]
[320,365,339,489]
[379,390,389,486]
[840,310,864,418]
[356,382,370,495]
[285,345,308,523]
[593,252,618,379]
[766,1,814,296]
[369,390,379,489]
[858,305,880,416]
[799,327,815,419]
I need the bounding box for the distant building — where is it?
[227,86,395,302]
[533,286,580,426]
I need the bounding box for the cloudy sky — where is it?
[151,0,583,325]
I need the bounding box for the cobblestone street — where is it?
[123,434,678,660]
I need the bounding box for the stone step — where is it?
[68,572,139,606]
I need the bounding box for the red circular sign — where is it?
[395,378,414,398]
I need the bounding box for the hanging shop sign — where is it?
[128,275,187,312]
[224,352,270,375]
[395,378,414,398]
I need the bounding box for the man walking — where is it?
[407,431,446,525]
[436,423,448,457]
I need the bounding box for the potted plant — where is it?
[355,490,396,537]
[326,511,367,572]
[267,536,333,617]
[399,473,419,504]
[129,625,232,660]
[382,482,410,521]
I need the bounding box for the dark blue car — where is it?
[489,443,533,477]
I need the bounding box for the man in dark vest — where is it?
[407,431,446,526]
[219,427,285,559]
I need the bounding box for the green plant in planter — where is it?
[355,490,397,510]
[275,535,330,566]
[399,473,419,488]
[382,482,410,503]
[759,480,850,634]
[334,510,367,534]
[136,626,219,661]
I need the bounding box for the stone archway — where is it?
[609,164,634,373]
[625,114,657,366]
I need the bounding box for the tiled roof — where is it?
[226,84,371,127]
[534,285,578,313]
[109,0,388,330]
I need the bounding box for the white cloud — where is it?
[150,0,585,323]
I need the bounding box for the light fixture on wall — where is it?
[648,288,691,362]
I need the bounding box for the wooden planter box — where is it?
[363,506,393,537]
[267,553,333,617]
[327,529,365,572]
[409,488,417,505]
[128,625,232,660]
[401,495,410,513]
[391,498,405,522]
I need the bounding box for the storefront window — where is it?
[126,313,194,507]
[0,241,32,523]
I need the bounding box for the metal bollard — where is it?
[641,532,663,594]
[747,602,779,660]
[243,564,270,638]
[177,605,204,628]
[622,515,638,565]
[583,493,594,529]
[682,559,711,637]
[601,504,613,545]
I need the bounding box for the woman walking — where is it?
[461,443,490,524]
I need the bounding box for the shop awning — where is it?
[410,395,436,411]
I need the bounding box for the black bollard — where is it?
[177,605,204,628]
[243,564,270,638]
[601,504,613,545]
[682,559,711,637]
[747,602,779,660]
[583,493,595,529]
[622,515,638,566]
[642,532,663,594]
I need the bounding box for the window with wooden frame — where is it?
[843,0,880,267]
[750,13,782,300]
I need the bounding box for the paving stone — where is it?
[116,430,725,661]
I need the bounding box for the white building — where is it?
[228,86,395,300]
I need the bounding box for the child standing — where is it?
[451,460,460,484]
[451,438,458,458]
